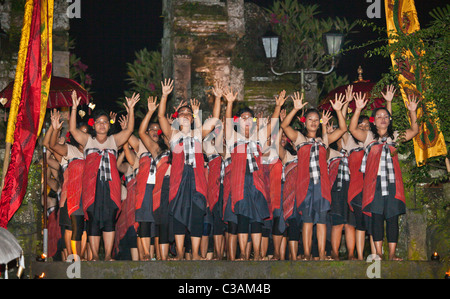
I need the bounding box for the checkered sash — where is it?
[360,137,396,196]
[172,135,199,168]
[124,173,134,185]
[297,138,325,185]
[61,157,82,172]
[85,148,117,182]
[149,150,170,180]
[329,149,350,191]
[235,139,259,173]
[221,156,231,184]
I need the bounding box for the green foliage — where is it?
[120,48,162,121]
[266,0,358,96]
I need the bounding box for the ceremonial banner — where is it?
[0,0,53,228]
[384,0,447,166]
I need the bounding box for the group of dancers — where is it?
[42,79,419,261]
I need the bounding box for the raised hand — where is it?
[118,114,128,130]
[212,81,224,99]
[223,86,238,104]
[50,109,63,131]
[125,93,140,110]
[330,93,346,111]
[291,91,307,111]
[275,90,287,107]
[173,100,186,112]
[321,110,332,126]
[109,111,117,124]
[406,94,419,112]
[147,96,159,112]
[161,78,174,96]
[344,85,354,103]
[71,90,81,108]
[354,92,368,110]
[190,98,200,115]
[381,85,396,102]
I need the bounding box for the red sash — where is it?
[222,163,232,218]
[135,155,151,211]
[347,149,364,210]
[207,156,222,212]
[169,141,207,202]
[269,159,283,212]
[328,158,340,188]
[152,156,170,212]
[282,161,297,220]
[82,152,121,220]
[296,144,331,210]
[63,159,85,216]
[362,144,405,216]
[230,143,267,213]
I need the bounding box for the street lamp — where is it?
[262,31,345,105]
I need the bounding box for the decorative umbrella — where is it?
[0,227,24,279]
[0,76,92,108]
[318,67,385,113]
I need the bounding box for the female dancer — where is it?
[349,91,418,260]
[223,87,270,261]
[49,109,88,261]
[158,78,214,260]
[281,92,346,260]
[69,91,139,261]
[138,96,172,260]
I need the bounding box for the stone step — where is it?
[30,260,449,279]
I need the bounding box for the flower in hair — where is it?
[299,116,306,123]
[369,116,375,123]
[157,129,162,136]
[65,132,71,143]
[110,119,115,124]
[233,116,239,123]
[172,111,179,118]
[253,117,257,123]
[88,118,95,126]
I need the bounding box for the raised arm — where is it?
[223,86,238,141]
[280,91,307,144]
[69,91,89,147]
[402,94,419,142]
[202,82,223,138]
[49,109,68,158]
[327,93,348,144]
[113,93,140,148]
[381,84,395,115]
[139,96,160,152]
[157,78,174,140]
[349,92,369,142]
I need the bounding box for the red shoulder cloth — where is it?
[362,144,405,216]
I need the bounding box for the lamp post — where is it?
[262,31,344,107]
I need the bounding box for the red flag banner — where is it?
[0,0,53,228]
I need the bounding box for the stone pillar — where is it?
[406,209,428,260]
[173,55,192,101]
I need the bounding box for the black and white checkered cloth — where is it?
[297,138,325,185]
[360,137,396,196]
[235,139,260,173]
[85,148,117,182]
[335,149,350,191]
[221,156,231,184]
[172,135,199,168]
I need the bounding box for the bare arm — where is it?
[349,92,369,142]
[158,78,174,140]
[327,93,348,144]
[113,93,140,147]
[49,109,68,158]
[402,94,419,142]
[139,96,160,153]
[280,92,307,144]
[202,82,223,138]
[69,91,90,147]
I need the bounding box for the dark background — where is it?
[69,0,443,109]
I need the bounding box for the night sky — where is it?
[69,0,443,109]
